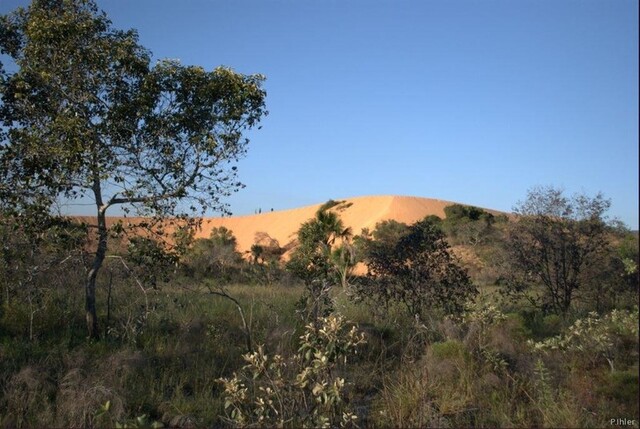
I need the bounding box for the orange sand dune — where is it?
[198,195,499,256]
[71,195,504,258]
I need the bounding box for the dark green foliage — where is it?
[246,234,288,286]
[125,237,178,286]
[181,235,242,282]
[599,369,639,404]
[444,204,491,222]
[422,214,443,226]
[251,232,286,265]
[0,216,87,340]
[318,199,344,212]
[209,226,237,248]
[287,208,352,320]
[430,339,469,361]
[520,311,564,340]
[443,204,498,247]
[359,218,477,318]
[370,219,410,246]
[354,220,410,263]
[287,209,351,285]
[615,230,639,292]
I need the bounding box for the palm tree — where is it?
[288,206,355,322]
[250,244,264,264]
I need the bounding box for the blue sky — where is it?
[2,0,638,228]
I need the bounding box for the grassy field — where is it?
[1,277,637,428]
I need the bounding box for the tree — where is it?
[504,186,611,315]
[444,204,487,222]
[181,231,242,281]
[0,0,266,338]
[249,232,286,285]
[360,219,477,318]
[360,218,476,318]
[210,226,238,248]
[442,204,498,247]
[125,236,178,287]
[287,207,352,321]
[367,219,410,248]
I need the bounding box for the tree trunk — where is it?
[85,276,99,339]
[86,177,108,339]
[86,212,107,339]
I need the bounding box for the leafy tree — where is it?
[125,236,178,287]
[361,218,476,318]
[251,231,285,264]
[504,187,611,315]
[182,232,242,281]
[209,226,237,248]
[579,227,639,312]
[369,219,410,248]
[444,204,491,223]
[443,204,498,246]
[0,0,266,338]
[353,219,409,271]
[330,242,357,289]
[249,232,286,285]
[250,244,265,265]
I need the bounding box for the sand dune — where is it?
[72,195,502,258]
[197,195,490,256]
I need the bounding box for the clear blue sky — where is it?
[2,1,638,228]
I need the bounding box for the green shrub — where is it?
[318,199,344,212]
[431,340,468,361]
[503,313,532,339]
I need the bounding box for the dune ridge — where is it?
[198,195,473,255]
[70,195,504,257]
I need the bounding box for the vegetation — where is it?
[0,0,267,338]
[504,186,614,315]
[0,1,637,428]
[356,218,477,319]
[0,190,638,427]
[219,314,365,428]
[286,207,353,321]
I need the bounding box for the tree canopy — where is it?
[0,0,267,338]
[361,218,476,318]
[505,186,612,315]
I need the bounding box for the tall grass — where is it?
[1,279,637,427]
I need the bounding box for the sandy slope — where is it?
[197,195,470,256]
[72,195,503,258]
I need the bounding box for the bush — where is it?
[530,307,639,372]
[359,218,477,319]
[218,314,365,428]
[431,339,468,361]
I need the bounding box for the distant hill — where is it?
[197,195,503,256]
[71,195,505,258]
